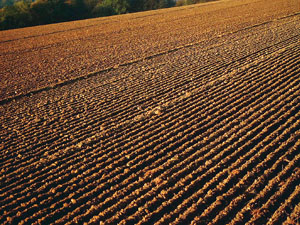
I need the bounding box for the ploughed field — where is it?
[1,0,300,224]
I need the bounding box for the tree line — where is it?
[0,0,214,30]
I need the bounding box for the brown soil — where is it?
[0,0,300,224]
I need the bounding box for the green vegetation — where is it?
[175,0,214,6]
[0,0,214,30]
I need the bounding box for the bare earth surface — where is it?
[1,0,300,224]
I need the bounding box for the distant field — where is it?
[1,0,300,224]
